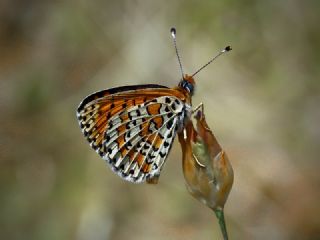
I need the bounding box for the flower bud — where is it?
[178,109,233,240]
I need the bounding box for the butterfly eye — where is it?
[179,79,194,95]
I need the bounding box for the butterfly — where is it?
[76,27,231,183]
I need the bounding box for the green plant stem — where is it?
[214,208,228,240]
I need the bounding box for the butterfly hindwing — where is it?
[103,97,184,182]
[77,85,189,183]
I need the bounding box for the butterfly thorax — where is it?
[178,74,195,96]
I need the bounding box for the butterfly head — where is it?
[179,74,195,96]
[171,28,231,98]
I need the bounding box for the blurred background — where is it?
[1,0,319,239]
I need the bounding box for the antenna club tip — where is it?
[225,46,232,51]
[170,27,176,36]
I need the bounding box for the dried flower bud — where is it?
[178,109,234,240]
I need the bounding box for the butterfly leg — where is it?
[192,102,204,114]
[191,103,210,131]
[192,103,204,119]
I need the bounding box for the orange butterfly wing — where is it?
[77,84,191,183]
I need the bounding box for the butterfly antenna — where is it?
[192,46,232,77]
[170,27,184,79]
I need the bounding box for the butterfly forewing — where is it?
[77,85,190,183]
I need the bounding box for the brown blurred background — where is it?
[1,0,319,239]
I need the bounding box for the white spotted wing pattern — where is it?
[77,84,192,183]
